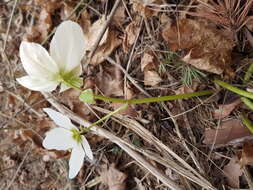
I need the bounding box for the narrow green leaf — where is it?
[241,97,253,111]
[242,113,253,134]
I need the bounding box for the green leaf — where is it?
[79,89,96,104]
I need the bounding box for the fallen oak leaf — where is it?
[82,16,121,65]
[203,119,252,145]
[237,142,253,167]
[144,71,162,86]
[89,30,121,65]
[175,81,199,94]
[223,157,243,188]
[162,18,234,77]
[83,16,109,51]
[130,0,162,18]
[123,18,141,53]
[95,65,124,97]
[101,163,127,190]
[141,52,162,86]
[112,5,126,28]
[213,99,242,119]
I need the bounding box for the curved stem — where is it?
[94,90,213,104]
[80,104,128,134]
[214,80,253,99]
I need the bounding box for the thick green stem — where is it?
[214,80,253,99]
[94,90,213,104]
[80,104,128,134]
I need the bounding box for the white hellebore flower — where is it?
[17,20,86,92]
[42,108,93,179]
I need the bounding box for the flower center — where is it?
[55,70,82,90]
[71,128,82,144]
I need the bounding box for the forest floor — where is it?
[1,0,253,189]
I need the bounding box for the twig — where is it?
[106,56,150,96]
[124,18,143,96]
[163,102,205,175]
[2,0,18,53]
[5,142,32,190]
[41,92,181,190]
[243,166,253,189]
[87,0,121,63]
[5,90,44,117]
[92,105,215,189]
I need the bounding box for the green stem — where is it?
[241,97,253,111]
[214,80,253,99]
[242,113,253,134]
[244,62,253,83]
[94,90,213,104]
[80,104,128,134]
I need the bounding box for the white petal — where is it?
[71,64,82,77]
[68,143,85,179]
[17,76,58,92]
[20,41,59,78]
[50,21,85,73]
[43,128,75,150]
[43,108,78,130]
[81,136,93,160]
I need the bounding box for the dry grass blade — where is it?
[92,106,216,190]
[5,142,32,190]
[41,92,181,190]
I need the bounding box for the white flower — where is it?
[42,108,93,179]
[17,21,86,92]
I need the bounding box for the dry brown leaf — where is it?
[131,0,161,18]
[89,30,121,65]
[203,119,252,145]
[80,10,91,32]
[111,103,138,117]
[112,5,126,27]
[213,99,241,119]
[144,70,162,86]
[84,16,109,51]
[246,16,253,32]
[101,163,127,190]
[162,18,234,76]
[223,157,243,188]
[60,2,74,20]
[60,89,94,121]
[82,16,121,65]
[141,52,162,86]
[96,65,123,97]
[238,142,253,167]
[123,19,141,53]
[160,13,172,26]
[25,0,61,43]
[175,81,199,94]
